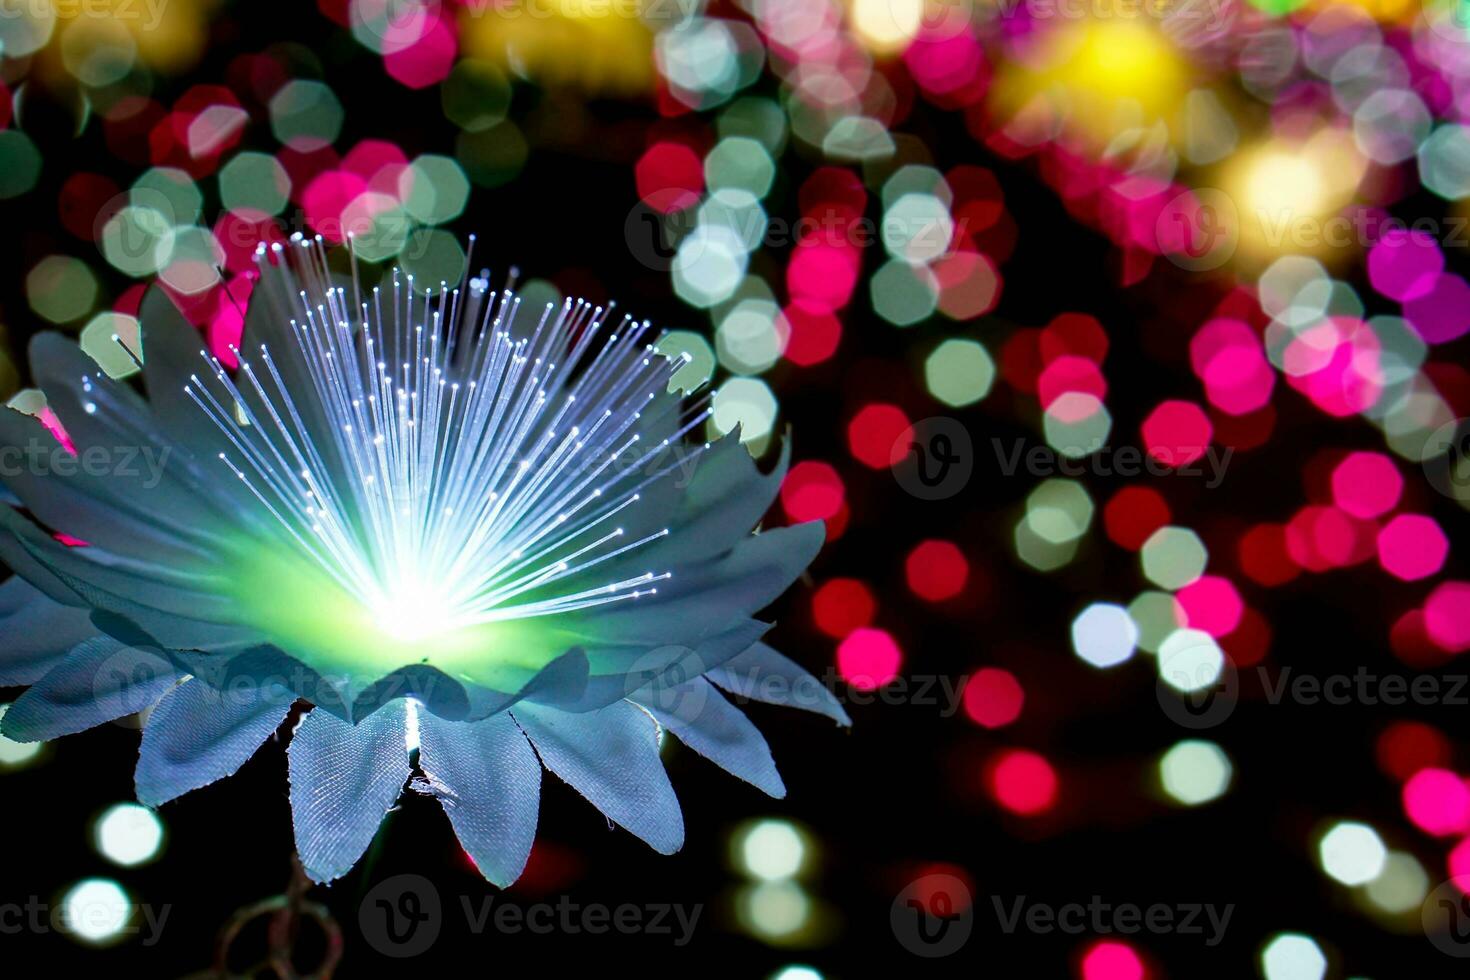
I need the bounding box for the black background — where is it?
[2,3,1468,976]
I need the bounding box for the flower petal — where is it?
[549,617,772,714]
[512,700,683,855]
[30,330,152,434]
[288,701,412,883]
[159,640,350,722]
[135,679,295,806]
[0,576,99,685]
[354,647,590,724]
[0,638,181,742]
[638,677,785,798]
[27,331,242,537]
[139,284,235,455]
[2,507,242,630]
[0,505,89,606]
[573,522,825,647]
[640,433,790,567]
[707,642,852,727]
[414,710,541,888]
[0,404,213,566]
[236,257,349,477]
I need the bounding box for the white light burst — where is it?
[181,234,712,640]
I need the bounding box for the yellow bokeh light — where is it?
[1319,0,1417,25]
[458,0,654,95]
[35,0,216,81]
[1243,153,1324,221]
[848,0,925,52]
[1219,127,1368,267]
[989,20,1193,152]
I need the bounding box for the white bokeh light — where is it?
[1261,933,1327,980]
[739,819,806,881]
[1317,821,1387,886]
[1071,602,1139,668]
[61,879,132,945]
[1159,739,1233,806]
[94,803,165,867]
[772,968,823,980]
[1158,628,1225,693]
[0,704,41,767]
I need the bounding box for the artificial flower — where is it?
[0,234,846,885]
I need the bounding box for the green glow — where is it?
[224,541,582,694]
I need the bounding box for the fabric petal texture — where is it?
[1,638,180,743]
[136,680,296,807]
[0,247,840,887]
[513,700,684,855]
[639,677,786,798]
[414,710,542,888]
[288,701,413,884]
[0,577,100,686]
[708,643,854,728]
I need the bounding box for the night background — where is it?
[1,0,1470,976]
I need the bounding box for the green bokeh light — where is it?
[924,338,994,407]
[219,152,291,216]
[402,154,470,227]
[0,131,42,199]
[1140,526,1209,590]
[270,80,344,151]
[27,256,99,325]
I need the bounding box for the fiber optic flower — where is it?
[0,235,846,885]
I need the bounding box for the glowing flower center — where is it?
[185,235,711,642]
[374,578,456,642]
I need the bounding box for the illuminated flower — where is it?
[0,235,845,885]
